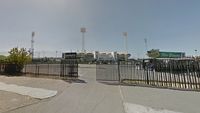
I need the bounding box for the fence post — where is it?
[34,64,36,75]
[146,68,149,85]
[24,64,27,75]
[48,64,49,75]
[118,61,121,83]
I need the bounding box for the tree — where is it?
[7,47,31,73]
[147,49,160,58]
[0,55,7,63]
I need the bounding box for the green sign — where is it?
[147,50,185,58]
[147,49,160,58]
[159,52,185,58]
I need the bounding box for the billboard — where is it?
[159,52,185,58]
[147,49,185,58]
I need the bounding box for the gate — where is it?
[23,53,78,78]
[96,63,120,84]
[60,52,78,77]
[96,60,200,91]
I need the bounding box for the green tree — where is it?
[7,47,31,73]
[147,49,160,58]
[0,55,7,63]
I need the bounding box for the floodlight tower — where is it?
[195,49,198,57]
[31,32,35,59]
[144,38,148,52]
[80,27,86,53]
[56,51,58,58]
[123,32,128,61]
[144,38,148,58]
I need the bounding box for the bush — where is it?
[6,47,31,73]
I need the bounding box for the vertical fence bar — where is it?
[197,62,200,89]
[160,64,164,87]
[173,63,177,88]
[146,68,149,85]
[182,65,187,89]
[194,63,198,89]
[118,61,121,83]
[169,63,172,88]
[177,64,181,89]
[192,64,197,89]
[179,64,183,89]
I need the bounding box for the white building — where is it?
[77,51,131,63]
[94,51,117,61]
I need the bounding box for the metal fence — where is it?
[0,64,6,74]
[96,64,119,81]
[96,60,200,91]
[23,53,78,78]
[23,63,78,78]
[0,64,19,74]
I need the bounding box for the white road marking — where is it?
[124,103,182,113]
[119,86,182,113]
[119,85,127,113]
[0,82,57,99]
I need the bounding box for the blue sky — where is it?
[0,0,200,58]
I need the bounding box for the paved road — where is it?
[4,64,200,113]
[6,65,125,113]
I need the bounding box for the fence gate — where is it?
[23,53,78,78]
[96,60,200,91]
[60,53,78,78]
[96,63,120,83]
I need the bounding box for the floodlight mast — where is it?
[144,38,148,52]
[31,32,35,60]
[123,32,128,61]
[195,49,198,57]
[80,27,86,53]
[144,38,148,58]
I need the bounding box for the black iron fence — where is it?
[0,64,5,73]
[23,53,78,78]
[0,53,79,78]
[0,64,19,74]
[96,60,200,91]
[96,64,119,81]
[23,63,78,78]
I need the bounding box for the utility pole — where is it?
[80,27,86,53]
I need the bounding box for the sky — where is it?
[0,0,200,58]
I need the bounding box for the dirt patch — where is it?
[0,75,69,94]
[0,91,39,113]
[0,75,70,113]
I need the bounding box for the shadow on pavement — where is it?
[98,81,120,86]
[63,78,87,84]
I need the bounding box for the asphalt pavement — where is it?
[3,64,200,113]
[5,65,125,113]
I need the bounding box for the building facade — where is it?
[76,51,131,63]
